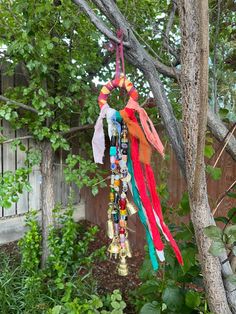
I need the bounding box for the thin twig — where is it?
[213,123,236,168]
[212,180,236,216]
[92,175,111,187]
[0,95,38,114]
[62,124,94,135]
[2,135,33,144]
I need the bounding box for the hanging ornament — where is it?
[92,30,183,275]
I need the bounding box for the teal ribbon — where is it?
[116,111,158,270]
[127,150,159,271]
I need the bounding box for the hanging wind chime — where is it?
[92,30,183,276]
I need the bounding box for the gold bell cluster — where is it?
[106,122,138,276]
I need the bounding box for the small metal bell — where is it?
[106,219,114,239]
[118,250,128,276]
[107,237,121,259]
[126,200,138,216]
[125,238,132,258]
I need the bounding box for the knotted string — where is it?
[115,29,125,79]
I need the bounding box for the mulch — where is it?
[82,220,145,313]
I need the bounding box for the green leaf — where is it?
[51,305,62,314]
[215,216,229,224]
[111,301,120,309]
[138,256,156,281]
[228,208,236,223]
[204,145,215,158]
[227,193,236,199]
[185,290,201,309]
[224,225,236,243]
[140,302,161,314]
[204,225,223,240]
[181,247,196,273]
[92,186,98,196]
[179,192,190,216]
[206,165,222,180]
[209,241,225,256]
[162,287,184,311]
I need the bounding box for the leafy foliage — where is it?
[0,206,116,313]
[129,193,211,313]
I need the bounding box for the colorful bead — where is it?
[119,227,125,234]
[110,156,116,164]
[110,146,116,156]
[109,192,114,202]
[111,163,117,171]
[119,220,127,228]
[120,210,127,216]
[114,179,120,187]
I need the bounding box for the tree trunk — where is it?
[41,140,55,268]
[177,1,233,313]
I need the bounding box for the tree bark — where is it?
[41,140,55,268]
[177,1,233,313]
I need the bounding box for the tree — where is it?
[178,1,235,313]
[71,0,236,313]
[0,0,106,266]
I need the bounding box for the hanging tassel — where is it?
[120,107,183,266]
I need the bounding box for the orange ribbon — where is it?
[126,98,165,158]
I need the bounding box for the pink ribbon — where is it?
[92,103,110,164]
[126,98,165,157]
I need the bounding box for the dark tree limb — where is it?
[162,0,180,62]
[73,0,186,177]
[0,95,38,114]
[73,0,130,47]
[207,109,236,161]
[62,124,94,135]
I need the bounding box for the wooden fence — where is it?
[83,137,236,250]
[0,120,80,218]
[0,64,80,219]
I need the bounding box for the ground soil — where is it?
[82,220,145,313]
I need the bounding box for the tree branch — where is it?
[0,95,38,114]
[74,0,186,176]
[2,135,33,144]
[162,0,180,62]
[207,109,236,161]
[62,124,94,135]
[72,0,130,47]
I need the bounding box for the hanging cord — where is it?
[115,29,125,79]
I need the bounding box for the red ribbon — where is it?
[121,107,183,265]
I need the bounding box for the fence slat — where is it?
[16,129,29,214]
[28,139,41,211]
[2,120,16,216]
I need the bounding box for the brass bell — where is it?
[117,250,128,276]
[107,237,121,259]
[125,238,132,258]
[126,200,138,216]
[106,219,114,239]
